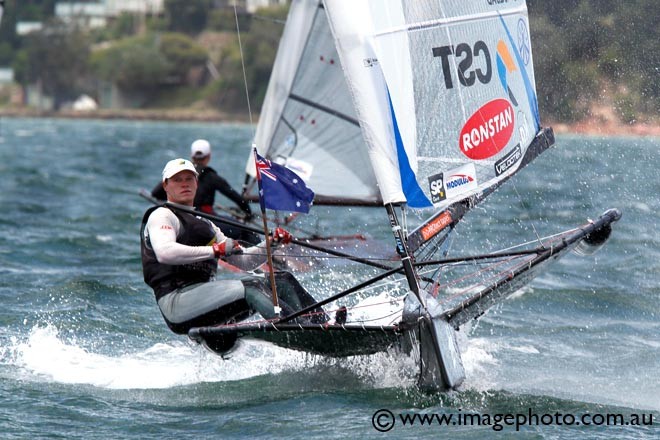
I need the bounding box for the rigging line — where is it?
[494,228,578,253]
[252,14,286,25]
[413,248,541,267]
[165,202,403,271]
[440,255,532,299]
[351,309,404,325]
[442,254,540,316]
[342,275,409,295]
[233,5,254,130]
[236,217,318,238]
[413,228,577,268]
[231,250,399,262]
[446,209,624,314]
[277,266,401,324]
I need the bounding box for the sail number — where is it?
[432,41,492,89]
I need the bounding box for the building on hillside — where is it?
[105,0,164,15]
[0,67,13,84]
[55,0,164,29]
[16,22,44,36]
[55,2,108,28]
[215,0,288,14]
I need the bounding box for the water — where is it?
[0,118,657,439]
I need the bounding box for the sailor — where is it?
[151,139,257,243]
[151,139,253,220]
[141,158,320,336]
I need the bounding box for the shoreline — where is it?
[549,117,660,138]
[1,107,658,138]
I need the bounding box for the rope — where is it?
[209,298,405,330]
[233,5,255,130]
[233,248,399,262]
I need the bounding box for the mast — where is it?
[385,203,425,305]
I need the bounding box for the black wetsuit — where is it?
[194,166,252,218]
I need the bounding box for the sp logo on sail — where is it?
[428,173,446,203]
[428,164,478,203]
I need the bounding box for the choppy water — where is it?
[0,117,657,439]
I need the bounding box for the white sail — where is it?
[248,0,381,205]
[189,0,622,394]
[324,0,541,209]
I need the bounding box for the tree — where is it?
[0,0,20,55]
[13,20,90,109]
[208,5,288,112]
[164,0,212,35]
[91,35,169,91]
[611,0,660,114]
[160,33,208,81]
[91,32,208,91]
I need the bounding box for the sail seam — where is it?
[374,5,527,36]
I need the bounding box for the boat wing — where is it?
[189,322,403,357]
[426,209,623,328]
[187,209,620,360]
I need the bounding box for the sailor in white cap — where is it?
[151,139,253,221]
[140,158,321,340]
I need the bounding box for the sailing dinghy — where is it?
[188,0,621,391]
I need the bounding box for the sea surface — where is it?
[0,117,657,439]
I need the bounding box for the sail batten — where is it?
[289,93,360,126]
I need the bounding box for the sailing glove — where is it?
[212,239,242,257]
[272,227,293,245]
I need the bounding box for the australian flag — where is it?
[254,151,314,213]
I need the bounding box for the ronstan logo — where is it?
[459,98,514,160]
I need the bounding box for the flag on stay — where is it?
[254,151,314,213]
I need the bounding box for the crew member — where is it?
[141,158,321,338]
[151,139,253,220]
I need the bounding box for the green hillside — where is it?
[0,0,657,125]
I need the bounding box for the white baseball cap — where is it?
[190,139,211,158]
[162,158,198,182]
